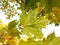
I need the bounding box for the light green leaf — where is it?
[20,8,49,28]
[19,39,36,45]
[35,41,44,45]
[48,37,60,45]
[0,24,5,34]
[22,27,43,39]
[20,8,38,26]
[34,16,49,28]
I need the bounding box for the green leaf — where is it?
[24,0,41,11]
[0,24,5,34]
[48,37,60,45]
[20,11,28,26]
[8,20,17,30]
[34,16,49,28]
[0,37,5,43]
[46,32,55,43]
[35,41,44,45]
[45,0,53,13]
[19,39,36,45]
[20,8,49,28]
[20,0,60,13]
[7,28,20,37]
[53,0,60,8]
[20,8,38,26]
[22,27,43,39]
[20,8,49,39]
[43,33,60,45]
[45,0,60,13]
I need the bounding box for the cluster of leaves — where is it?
[0,0,60,45]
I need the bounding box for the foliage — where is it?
[0,0,60,45]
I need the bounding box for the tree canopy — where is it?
[0,0,60,45]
